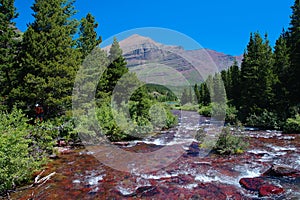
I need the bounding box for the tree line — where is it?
[195,0,300,131]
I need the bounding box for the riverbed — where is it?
[9,111,300,199]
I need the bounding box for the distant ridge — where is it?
[103,34,243,84]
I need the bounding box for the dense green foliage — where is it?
[95,40,177,141]
[196,127,248,155]
[77,13,102,60]
[0,0,20,110]
[146,84,177,102]
[213,127,249,155]
[284,114,300,133]
[0,108,56,194]
[11,0,80,118]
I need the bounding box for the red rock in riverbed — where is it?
[259,184,284,197]
[239,177,265,191]
[262,164,300,178]
[239,177,285,197]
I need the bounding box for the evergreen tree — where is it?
[188,86,193,103]
[77,13,102,60]
[199,82,210,106]
[273,33,291,119]
[287,0,300,106]
[98,37,128,97]
[13,0,80,117]
[212,73,226,104]
[228,60,241,107]
[240,32,275,121]
[194,84,200,103]
[180,88,189,105]
[0,0,20,109]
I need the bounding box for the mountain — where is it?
[103,34,242,84]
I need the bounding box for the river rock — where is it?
[239,177,265,191]
[136,186,159,197]
[259,184,284,197]
[240,177,285,197]
[112,141,130,146]
[262,165,300,178]
[54,146,73,154]
[186,142,200,156]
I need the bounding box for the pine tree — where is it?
[228,60,241,107]
[212,73,226,104]
[180,88,189,105]
[188,86,193,103]
[13,0,80,117]
[199,82,210,106]
[0,0,20,109]
[77,13,102,60]
[240,32,275,121]
[98,37,128,96]
[287,0,300,105]
[194,84,200,103]
[273,33,291,119]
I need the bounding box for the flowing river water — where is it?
[9,111,300,199]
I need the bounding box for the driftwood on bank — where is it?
[13,170,56,192]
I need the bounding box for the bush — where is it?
[198,104,212,117]
[283,114,300,133]
[178,103,199,111]
[95,100,178,142]
[213,127,249,155]
[246,110,279,129]
[198,103,238,123]
[0,108,53,194]
[225,105,238,124]
[196,126,248,155]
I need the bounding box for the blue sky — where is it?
[15,0,294,55]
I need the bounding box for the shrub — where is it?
[246,110,279,129]
[213,127,249,155]
[197,126,248,155]
[179,103,199,111]
[198,103,238,123]
[283,114,300,134]
[0,108,53,194]
[198,104,212,117]
[225,105,238,124]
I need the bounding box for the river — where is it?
[9,111,300,199]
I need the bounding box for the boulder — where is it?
[259,184,284,197]
[186,142,200,156]
[239,177,265,191]
[262,165,300,178]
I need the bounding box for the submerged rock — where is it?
[136,186,159,197]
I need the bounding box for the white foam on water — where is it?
[247,149,269,155]
[143,138,165,146]
[141,172,177,180]
[116,186,135,196]
[266,144,297,152]
[296,157,300,165]
[179,183,198,189]
[195,173,222,183]
[89,187,99,193]
[239,167,262,178]
[87,174,104,186]
[72,179,81,184]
